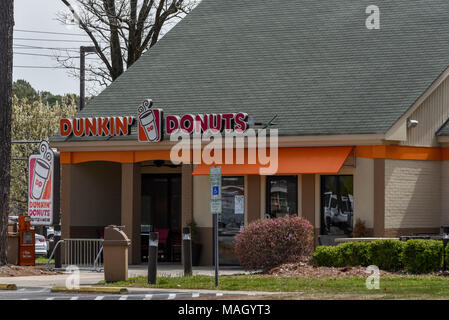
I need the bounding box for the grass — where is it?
[99,274,449,299]
[35,257,53,265]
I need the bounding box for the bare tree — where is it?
[58,0,198,88]
[0,0,14,266]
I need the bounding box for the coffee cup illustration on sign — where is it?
[31,141,54,200]
[138,99,163,142]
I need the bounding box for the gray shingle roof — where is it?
[437,119,449,136]
[53,0,449,142]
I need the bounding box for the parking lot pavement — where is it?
[0,287,250,301]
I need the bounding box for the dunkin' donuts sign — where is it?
[28,141,54,225]
[59,99,249,141]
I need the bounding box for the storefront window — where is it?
[219,176,244,265]
[266,176,298,218]
[320,175,353,236]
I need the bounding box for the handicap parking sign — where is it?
[213,186,219,195]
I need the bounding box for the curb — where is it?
[0,284,17,291]
[51,286,128,295]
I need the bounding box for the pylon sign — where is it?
[28,141,54,225]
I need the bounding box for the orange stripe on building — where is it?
[59,145,449,165]
[356,145,446,161]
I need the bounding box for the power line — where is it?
[14,37,93,43]
[14,65,80,70]
[14,29,89,37]
[14,51,101,60]
[14,52,62,58]
[14,44,80,50]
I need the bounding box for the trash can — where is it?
[103,225,131,282]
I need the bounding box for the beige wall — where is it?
[354,157,374,228]
[441,161,449,225]
[70,162,122,228]
[260,176,266,219]
[385,159,441,229]
[401,76,449,147]
[193,175,212,228]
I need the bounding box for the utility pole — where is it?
[0,0,14,266]
[79,46,96,111]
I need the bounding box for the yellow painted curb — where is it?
[0,284,17,290]
[50,286,128,295]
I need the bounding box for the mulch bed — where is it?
[266,262,395,278]
[0,265,60,277]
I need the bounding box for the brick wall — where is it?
[441,161,449,225]
[385,159,441,229]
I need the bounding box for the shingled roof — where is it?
[53,0,449,142]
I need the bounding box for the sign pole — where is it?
[210,166,222,287]
[214,213,219,287]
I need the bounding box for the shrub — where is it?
[445,243,449,268]
[313,240,403,270]
[337,241,371,267]
[312,246,340,267]
[367,240,405,271]
[234,216,314,271]
[402,240,443,274]
[353,218,371,238]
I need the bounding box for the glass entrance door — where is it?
[141,174,181,262]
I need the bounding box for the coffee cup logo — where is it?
[30,141,54,200]
[138,99,163,142]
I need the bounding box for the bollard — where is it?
[148,232,158,285]
[183,227,193,277]
[54,226,62,269]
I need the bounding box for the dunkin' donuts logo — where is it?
[59,99,249,142]
[138,99,163,142]
[28,141,54,225]
[137,99,249,143]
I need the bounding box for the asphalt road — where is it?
[0,287,245,300]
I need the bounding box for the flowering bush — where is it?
[234,216,314,271]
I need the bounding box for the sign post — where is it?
[210,166,222,287]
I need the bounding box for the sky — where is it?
[14,0,92,96]
[13,1,196,97]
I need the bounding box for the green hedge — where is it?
[313,239,448,273]
[369,239,404,271]
[402,240,443,273]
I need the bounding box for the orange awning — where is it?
[192,146,353,175]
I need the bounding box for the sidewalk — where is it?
[0,265,249,288]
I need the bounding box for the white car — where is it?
[35,234,49,257]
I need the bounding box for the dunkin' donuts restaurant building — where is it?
[51,0,449,265]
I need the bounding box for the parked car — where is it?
[35,234,49,257]
[46,226,55,240]
[8,216,18,224]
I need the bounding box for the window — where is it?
[320,175,353,236]
[219,177,245,235]
[266,176,298,219]
[219,176,245,265]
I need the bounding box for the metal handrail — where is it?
[46,239,64,269]
[93,246,104,272]
[46,238,104,271]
